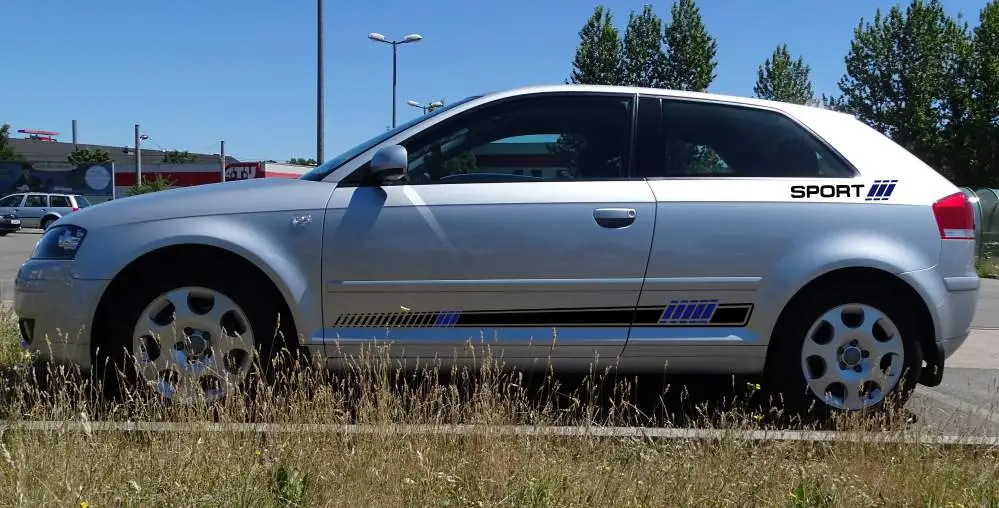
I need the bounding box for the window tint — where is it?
[398,94,634,184]
[0,195,22,207]
[653,99,855,178]
[50,195,71,207]
[73,195,92,208]
[24,195,47,207]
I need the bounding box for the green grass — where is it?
[2,312,999,505]
[977,250,999,278]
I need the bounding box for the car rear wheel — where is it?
[40,218,54,230]
[766,284,923,423]
[97,264,299,405]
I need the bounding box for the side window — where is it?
[24,195,47,207]
[399,94,634,184]
[656,99,855,178]
[49,195,71,207]
[0,195,22,207]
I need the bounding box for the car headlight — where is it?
[31,225,87,260]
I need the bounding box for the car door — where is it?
[624,96,861,373]
[0,194,24,216]
[19,194,49,228]
[321,91,657,368]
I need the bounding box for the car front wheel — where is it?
[766,284,923,423]
[98,264,298,405]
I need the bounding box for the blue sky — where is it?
[0,0,986,163]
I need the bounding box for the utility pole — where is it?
[134,124,142,184]
[220,140,226,182]
[316,0,325,163]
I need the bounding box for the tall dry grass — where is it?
[1,310,998,506]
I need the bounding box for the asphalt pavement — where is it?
[0,230,996,434]
[0,229,39,301]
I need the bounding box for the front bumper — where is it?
[14,259,108,372]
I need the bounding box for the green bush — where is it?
[128,174,176,196]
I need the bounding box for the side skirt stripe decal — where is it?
[331,304,753,329]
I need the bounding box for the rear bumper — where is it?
[899,270,979,386]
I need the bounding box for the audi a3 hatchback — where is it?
[15,84,979,418]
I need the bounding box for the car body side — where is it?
[14,85,978,385]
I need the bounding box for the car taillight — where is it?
[932,192,975,240]
[71,207,79,212]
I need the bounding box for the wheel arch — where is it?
[40,213,62,226]
[90,242,304,363]
[763,266,938,382]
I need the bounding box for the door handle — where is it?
[593,208,637,228]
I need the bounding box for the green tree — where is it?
[440,151,478,175]
[288,157,318,165]
[622,5,668,88]
[162,150,197,164]
[753,44,815,105]
[661,0,718,92]
[827,0,971,181]
[0,124,24,162]
[968,1,999,187]
[568,5,625,85]
[67,147,113,166]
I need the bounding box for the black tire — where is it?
[0,232,8,236]
[40,218,54,230]
[95,262,300,403]
[764,282,923,426]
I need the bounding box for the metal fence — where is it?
[962,187,999,262]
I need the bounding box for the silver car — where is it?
[14,85,979,418]
[0,192,92,229]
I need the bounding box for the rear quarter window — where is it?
[49,195,71,207]
[72,195,92,208]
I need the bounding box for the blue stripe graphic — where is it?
[659,299,719,325]
[865,179,898,202]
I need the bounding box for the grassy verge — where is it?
[977,251,999,278]
[1,314,998,505]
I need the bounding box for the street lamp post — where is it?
[317,0,325,163]
[407,99,444,114]
[368,32,423,128]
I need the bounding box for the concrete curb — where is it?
[1,420,998,445]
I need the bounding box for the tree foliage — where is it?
[288,157,318,166]
[0,124,24,162]
[569,5,625,85]
[661,0,718,92]
[968,0,999,187]
[827,0,970,180]
[128,174,176,196]
[622,5,668,88]
[67,147,113,166]
[162,150,197,164]
[754,44,815,105]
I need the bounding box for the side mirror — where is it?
[369,145,408,183]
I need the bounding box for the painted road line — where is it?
[1,420,998,445]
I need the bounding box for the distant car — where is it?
[0,192,92,230]
[13,84,979,421]
[0,211,21,236]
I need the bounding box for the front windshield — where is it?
[301,95,480,181]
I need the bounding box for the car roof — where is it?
[479,83,856,121]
